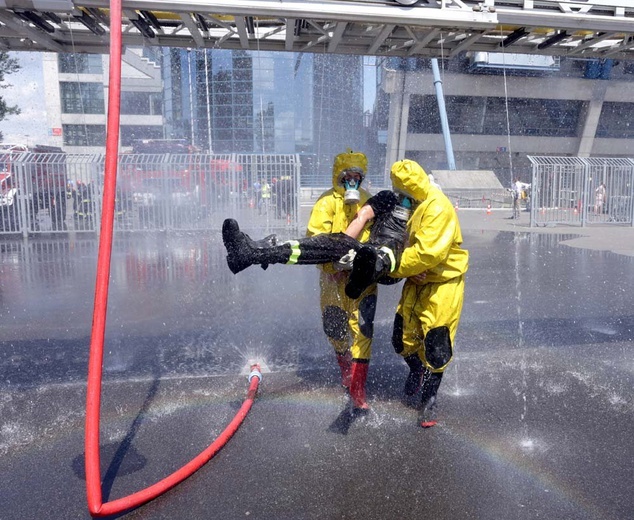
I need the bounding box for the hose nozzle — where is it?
[248,363,262,383]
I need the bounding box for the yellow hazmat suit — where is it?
[389,159,469,425]
[306,150,376,408]
[390,159,468,368]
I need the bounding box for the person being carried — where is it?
[222,182,414,300]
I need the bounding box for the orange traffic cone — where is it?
[486,204,491,215]
[454,201,459,211]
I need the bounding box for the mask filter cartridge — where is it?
[343,178,361,205]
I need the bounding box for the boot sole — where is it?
[221,219,250,274]
[221,219,241,253]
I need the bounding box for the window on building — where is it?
[407,95,442,133]
[62,125,106,146]
[596,102,634,138]
[481,98,582,137]
[120,91,163,115]
[408,95,582,137]
[120,126,164,146]
[58,53,103,74]
[60,82,105,114]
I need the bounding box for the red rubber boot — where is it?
[349,361,370,410]
[336,352,352,389]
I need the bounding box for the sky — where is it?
[0,52,49,146]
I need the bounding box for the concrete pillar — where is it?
[577,82,607,157]
[384,70,410,184]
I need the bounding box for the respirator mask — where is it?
[341,168,364,205]
[393,192,413,221]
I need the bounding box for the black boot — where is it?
[345,246,392,300]
[222,218,289,274]
[403,354,426,397]
[419,371,443,428]
[247,234,278,270]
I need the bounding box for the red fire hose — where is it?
[84,2,261,516]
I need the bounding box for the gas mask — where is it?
[393,192,413,221]
[340,168,364,205]
[343,177,362,205]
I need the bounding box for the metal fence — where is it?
[0,153,301,236]
[528,156,634,227]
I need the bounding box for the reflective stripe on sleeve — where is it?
[379,246,396,272]
[286,240,301,265]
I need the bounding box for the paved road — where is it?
[458,207,634,257]
[1,219,632,519]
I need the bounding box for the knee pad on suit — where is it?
[424,326,452,370]
[322,305,348,341]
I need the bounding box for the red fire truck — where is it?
[119,139,244,227]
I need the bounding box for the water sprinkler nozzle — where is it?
[248,363,263,383]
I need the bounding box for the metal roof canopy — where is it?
[528,156,634,166]
[1,0,634,59]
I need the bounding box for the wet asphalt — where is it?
[1,213,633,519]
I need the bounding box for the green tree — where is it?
[0,51,21,141]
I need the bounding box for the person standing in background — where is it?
[510,177,531,218]
[428,173,442,191]
[594,182,606,214]
[260,179,271,215]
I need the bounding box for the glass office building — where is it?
[161,48,366,183]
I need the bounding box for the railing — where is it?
[0,153,302,236]
[528,156,634,227]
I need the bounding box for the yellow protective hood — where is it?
[331,149,368,194]
[390,159,429,203]
[390,159,469,283]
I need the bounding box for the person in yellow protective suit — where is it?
[306,149,376,411]
[388,159,469,428]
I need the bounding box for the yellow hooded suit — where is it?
[389,159,469,373]
[306,150,376,363]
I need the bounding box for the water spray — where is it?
[241,358,271,376]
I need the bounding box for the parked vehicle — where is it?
[120,139,243,228]
[0,143,67,231]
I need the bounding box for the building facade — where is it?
[42,48,164,154]
[40,48,367,185]
[375,54,634,186]
[161,48,366,184]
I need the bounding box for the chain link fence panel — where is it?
[1,153,302,236]
[528,156,634,227]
